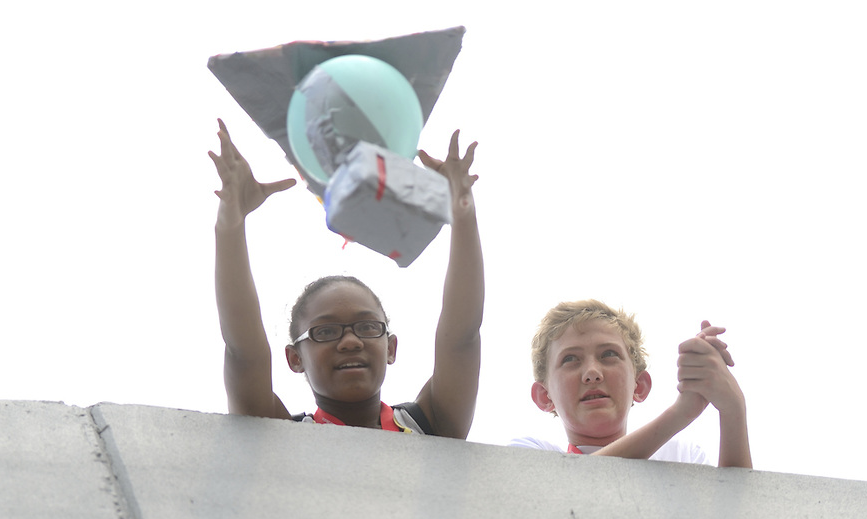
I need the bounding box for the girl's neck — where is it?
[314,392,383,428]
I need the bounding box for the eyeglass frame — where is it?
[289,320,389,346]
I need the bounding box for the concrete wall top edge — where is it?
[3,400,866,519]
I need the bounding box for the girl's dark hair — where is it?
[288,275,389,343]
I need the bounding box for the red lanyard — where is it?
[567,444,584,454]
[313,401,402,432]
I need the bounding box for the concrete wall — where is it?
[2,400,864,519]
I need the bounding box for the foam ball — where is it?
[287,55,424,195]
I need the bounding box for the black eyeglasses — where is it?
[292,320,388,344]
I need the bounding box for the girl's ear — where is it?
[531,381,556,413]
[387,334,398,365]
[633,370,652,403]
[286,345,304,373]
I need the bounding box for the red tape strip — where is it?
[376,154,386,201]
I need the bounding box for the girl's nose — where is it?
[336,329,364,351]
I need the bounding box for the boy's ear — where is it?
[286,345,304,373]
[531,381,556,413]
[633,370,652,403]
[387,334,398,365]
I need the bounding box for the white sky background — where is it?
[2,1,866,482]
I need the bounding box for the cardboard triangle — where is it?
[208,26,465,170]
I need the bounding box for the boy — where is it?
[512,300,751,467]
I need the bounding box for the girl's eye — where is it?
[356,321,378,333]
[312,326,340,341]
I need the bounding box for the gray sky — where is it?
[2,1,866,481]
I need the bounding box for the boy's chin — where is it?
[570,414,628,438]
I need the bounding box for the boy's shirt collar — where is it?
[568,444,603,455]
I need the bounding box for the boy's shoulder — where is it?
[508,437,564,452]
[649,437,712,465]
[507,435,712,465]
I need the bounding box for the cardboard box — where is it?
[324,142,451,267]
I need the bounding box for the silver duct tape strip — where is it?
[299,66,387,179]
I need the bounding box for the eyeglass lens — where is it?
[310,321,385,342]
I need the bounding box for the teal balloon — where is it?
[287,55,423,194]
[320,55,423,158]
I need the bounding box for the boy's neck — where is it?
[566,429,627,449]
[314,393,384,429]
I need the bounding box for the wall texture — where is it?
[2,400,864,518]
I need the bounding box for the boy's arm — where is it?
[593,321,735,460]
[414,130,484,439]
[210,119,296,419]
[593,389,708,459]
[679,321,752,468]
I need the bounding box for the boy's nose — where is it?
[583,364,603,383]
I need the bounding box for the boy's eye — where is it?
[601,350,620,359]
[561,354,578,364]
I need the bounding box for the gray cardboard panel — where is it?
[207,26,465,168]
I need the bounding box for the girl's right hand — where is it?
[208,118,296,228]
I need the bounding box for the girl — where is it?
[209,119,483,438]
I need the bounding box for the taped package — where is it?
[324,142,451,267]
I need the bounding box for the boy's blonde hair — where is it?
[531,299,648,383]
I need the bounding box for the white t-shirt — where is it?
[509,436,712,465]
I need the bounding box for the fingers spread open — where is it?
[462,141,478,168]
[208,151,228,179]
[417,149,442,171]
[448,129,461,158]
[263,178,297,196]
